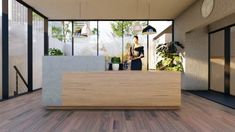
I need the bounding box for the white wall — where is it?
[209,13,235,32]
[175,0,235,43]
[183,27,208,90]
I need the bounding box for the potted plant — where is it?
[156,41,184,72]
[111,57,121,71]
[48,48,64,56]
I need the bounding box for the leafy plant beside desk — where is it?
[48,48,64,56]
[111,57,121,71]
[156,41,184,72]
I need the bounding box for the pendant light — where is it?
[142,25,156,35]
[133,22,142,33]
[142,0,157,35]
[81,23,91,37]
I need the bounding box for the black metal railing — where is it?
[13,66,29,96]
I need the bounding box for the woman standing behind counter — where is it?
[130,36,144,70]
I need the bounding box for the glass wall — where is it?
[98,21,122,63]
[0,0,2,99]
[33,12,44,89]
[230,26,235,96]
[148,21,173,70]
[48,20,173,71]
[9,0,28,96]
[49,21,72,56]
[210,30,225,93]
[73,21,97,56]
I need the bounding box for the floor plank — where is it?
[0,90,235,132]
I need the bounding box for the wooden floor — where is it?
[0,91,235,132]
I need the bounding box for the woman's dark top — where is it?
[130,46,144,70]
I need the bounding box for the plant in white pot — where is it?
[111,57,121,71]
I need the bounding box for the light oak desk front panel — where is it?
[61,71,181,109]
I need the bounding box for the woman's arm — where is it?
[139,47,144,59]
[132,47,144,60]
[133,54,144,60]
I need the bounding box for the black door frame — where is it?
[209,23,235,95]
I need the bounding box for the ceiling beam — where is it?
[16,0,48,19]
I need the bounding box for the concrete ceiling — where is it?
[22,0,196,20]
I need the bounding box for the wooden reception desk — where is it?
[47,71,181,110]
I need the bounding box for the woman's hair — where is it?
[134,35,139,40]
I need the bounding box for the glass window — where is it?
[33,12,44,89]
[230,27,235,96]
[73,21,97,56]
[9,0,28,96]
[210,30,225,93]
[47,20,174,71]
[148,21,173,70]
[123,21,148,70]
[49,21,72,56]
[98,21,123,64]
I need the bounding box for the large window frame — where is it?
[1,0,48,100]
[49,20,174,70]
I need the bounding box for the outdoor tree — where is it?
[51,22,72,43]
[111,21,133,37]
[111,21,148,37]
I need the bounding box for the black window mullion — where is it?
[97,21,99,56]
[147,21,149,71]
[44,19,49,56]
[28,8,33,92]
[122,21,124,63]
[2,0,9,99]
[225,28,230,95]
[208,34,211,91]
[72,21,74,56]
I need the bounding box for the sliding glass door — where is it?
[210,30,225,93]
[9,0,28,96]
[33,12,44,90]
[230,26,235,96]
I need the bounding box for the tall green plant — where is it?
[156,41,184,72]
